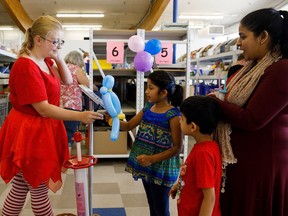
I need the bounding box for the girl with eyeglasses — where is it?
[0,15,103,216]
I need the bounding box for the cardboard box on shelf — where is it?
[182,85,195,98]
[93,130,128,154]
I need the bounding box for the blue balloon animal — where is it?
[100,75,125,141]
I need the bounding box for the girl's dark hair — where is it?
[240,8,288,58]
[147,70,183,107]
[180,96,222,134]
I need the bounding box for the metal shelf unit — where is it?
[0,50,16,92]
[89,28,192,160]
[190,50,243,65]
[189,50,243,94]
[190,49,243,77]
[0,49,17,63]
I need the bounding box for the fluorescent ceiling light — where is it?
[179,15,223,20]
[56,13,104,18]
[63,25,102,30]
[0,27,14,30]
[63,25,102,28]
[66,27,101,31]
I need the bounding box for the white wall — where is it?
[61,40,90,58]
[63,30,89,40]
[0,29,90,58]
[175,23,240,60]
[61,30,90,57]
[0,29,23,52]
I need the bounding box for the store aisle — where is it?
[0,158,178,216]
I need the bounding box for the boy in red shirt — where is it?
[170,96,222,216]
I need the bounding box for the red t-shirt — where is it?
[177,140,222,216]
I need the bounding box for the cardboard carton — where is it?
[93,130,127,154]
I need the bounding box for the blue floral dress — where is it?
[125,102,181,187]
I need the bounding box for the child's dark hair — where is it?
[147,70,183,107]
[180,96,222,134]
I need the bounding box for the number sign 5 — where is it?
[155,42,173,65]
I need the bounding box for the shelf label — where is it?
[155,42,173,65]
[106,41,124,64]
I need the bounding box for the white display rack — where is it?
[0,49,17,63]
[89,28,192,160]
[190,49,243,86]
[191,50,243,64]
[0,73,9,78]
[191,73,228,80]
[0,50,15,92]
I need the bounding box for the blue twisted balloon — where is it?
[100,75,125,141]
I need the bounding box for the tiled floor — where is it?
[0,158,179,216]
[0,138,194,216]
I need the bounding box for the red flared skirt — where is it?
[0,108,69,192]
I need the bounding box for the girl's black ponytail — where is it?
[170,84,183,107]
[279,10,288,58]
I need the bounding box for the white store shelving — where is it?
[89,28,192,160]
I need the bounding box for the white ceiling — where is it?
[0,0,288,31]
[159,0,288,29]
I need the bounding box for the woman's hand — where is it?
[80,111,104,124]
[49,49,62,61]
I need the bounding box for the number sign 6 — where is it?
[107,41,124,64]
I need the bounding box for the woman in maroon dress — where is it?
[0,16,103,216]
[213,8,288,216]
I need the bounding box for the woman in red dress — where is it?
[213,8,288,216]
[0,15,103,216]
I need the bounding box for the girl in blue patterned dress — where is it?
[121,70,183,216]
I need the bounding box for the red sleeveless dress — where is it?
[0,57,69,192]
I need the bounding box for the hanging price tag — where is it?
[106,41,124,64]
[155,42,173,65]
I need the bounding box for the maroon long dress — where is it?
[219,59,288,216]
